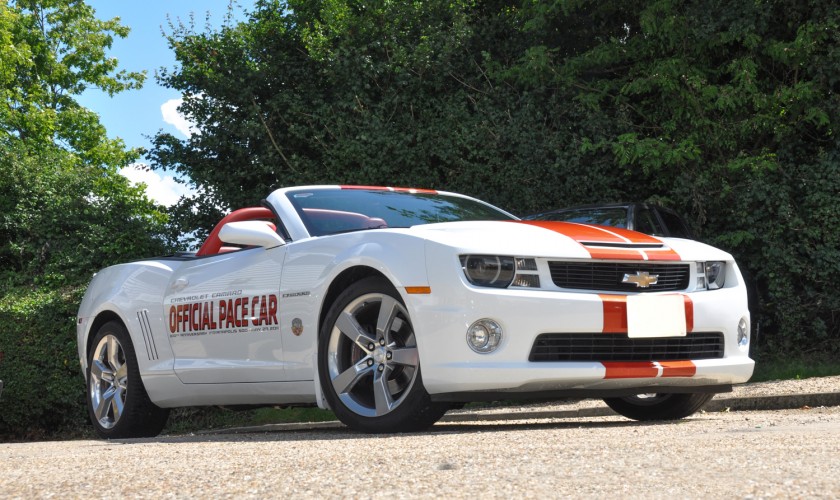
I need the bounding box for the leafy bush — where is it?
[0,0,171,440]
[0,287,88,440]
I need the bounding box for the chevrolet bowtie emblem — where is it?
[622,271,659,288]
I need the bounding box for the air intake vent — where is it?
[529,332,724,362]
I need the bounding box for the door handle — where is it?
[171,278,189,292]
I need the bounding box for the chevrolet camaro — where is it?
[76,186,754,437]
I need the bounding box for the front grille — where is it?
[548,262,690,292]
[529,332,724,362]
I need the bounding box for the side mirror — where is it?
[218,221,285,249]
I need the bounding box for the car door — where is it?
[163,246,287,383]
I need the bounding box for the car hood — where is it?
[406,220,732,262]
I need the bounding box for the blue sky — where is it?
[77,0,251,205]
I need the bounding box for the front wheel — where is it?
[318,277,449,433]
[604,393,715,421]
[86,321,169,438]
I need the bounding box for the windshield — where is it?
[286,188,514,236]
[534,207,629,228]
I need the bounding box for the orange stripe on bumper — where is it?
[603,362,659,379]
[599,294,628,333]
[683,295,694,332]
[660,360,697,377]
[603,360,697,379]
[599,294,693,333]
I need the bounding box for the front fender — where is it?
[278,231,429,383]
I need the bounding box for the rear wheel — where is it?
[86,321,169,438]
[604,393,715,421]
[318,277,449,433]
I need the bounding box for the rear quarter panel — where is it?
[77,260,180,380]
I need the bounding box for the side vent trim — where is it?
[137,309,159,361]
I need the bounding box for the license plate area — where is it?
[627,294,686,338]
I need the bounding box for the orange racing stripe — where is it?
[683,295,694,333]
[660,360,697,377]
[514,221,681,261]
[599,294,628,333]
[587,248,646,261]
[599,294,694,333]
[603,362,659,379]
[603,360,697,379]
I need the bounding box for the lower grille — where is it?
[529,332,724,362]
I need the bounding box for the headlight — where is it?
[697,261,726,290]
[460,255,515,288]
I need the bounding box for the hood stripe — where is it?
[514,220,681,261]
[567,222,633,243]
[515,220,662,244]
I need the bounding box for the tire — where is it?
[603,392,715,421]
[86,321,169,438]
[318,277,449,433]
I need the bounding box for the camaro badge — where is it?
[622,271,659,288]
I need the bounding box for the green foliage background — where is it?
[1,0,838,439]
[153,0,838,360]
[0,0,170,439]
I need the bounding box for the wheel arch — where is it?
[314,269,449,430]
[85,310,129,369]
[318,265,391,335]
[314,265,392,410]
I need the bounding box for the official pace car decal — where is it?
[168,290,280,336]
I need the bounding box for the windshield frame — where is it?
[283,187,515,237]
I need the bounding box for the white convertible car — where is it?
[77,185,754,437]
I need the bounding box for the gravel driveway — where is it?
[2,405,838,498]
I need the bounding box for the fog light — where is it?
[737,318,749,349]
[467,319,503,353]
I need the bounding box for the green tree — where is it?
[0,0,170,438]
[152,0,839,360]
[520,0,839,355]
[151,0,625,237]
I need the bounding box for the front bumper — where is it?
[410,256,754,398]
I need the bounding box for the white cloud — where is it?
[160,98,198,138]
[120,163,196,207]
